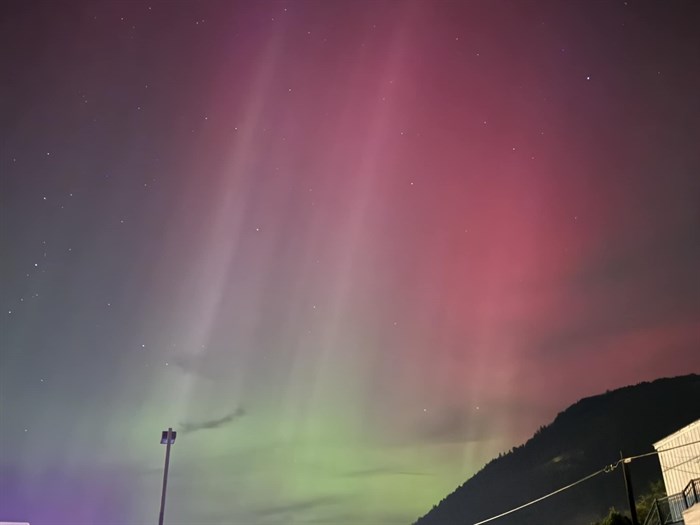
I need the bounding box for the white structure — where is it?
[654,419,700,495]
[684,505,700,525]
[654,419,700,523]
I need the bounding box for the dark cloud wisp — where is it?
[179,408,246,434]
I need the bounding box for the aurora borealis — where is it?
[1,1,699,524]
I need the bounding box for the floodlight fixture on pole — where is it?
[158,428,176,525]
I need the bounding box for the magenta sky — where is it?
[1,1,699,524]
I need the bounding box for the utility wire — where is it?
[626,439,700,461]
[472,461,621,525]
[471,439,700,525]
[661,454,700,474]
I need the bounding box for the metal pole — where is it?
[621,452,639,525]
[158,428,173,525]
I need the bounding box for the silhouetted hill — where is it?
[414,374,700,525]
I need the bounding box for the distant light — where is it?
[160,430,177,445]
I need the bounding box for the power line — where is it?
[472,461,621,525]
[661,453,700,474]
[626,439,700,461]
[471,440,700,525]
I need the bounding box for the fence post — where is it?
[653,499,661,525]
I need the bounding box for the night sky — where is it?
[1,1,699,524]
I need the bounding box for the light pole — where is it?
[620,451,639,525]
[158,428,177,525]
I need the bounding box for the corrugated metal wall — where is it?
[654,419,700,496]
